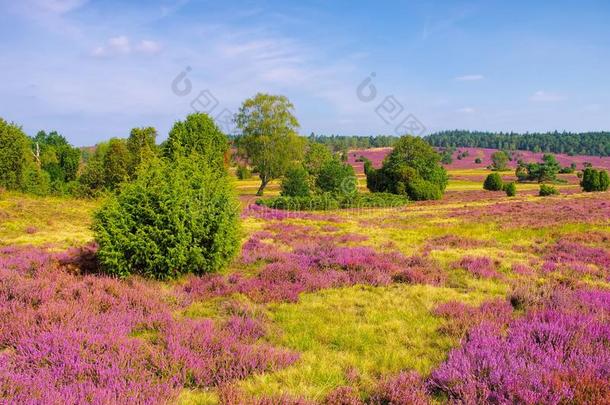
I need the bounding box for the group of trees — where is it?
[0,119,81,195]
[364,136,448,201]
[515,154,562,183]
[426,130,610,157]
[308,134,398,152]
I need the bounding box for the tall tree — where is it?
[0,118,30,190]
[103,138,130,190]
[33,130,81,183]
[235,93,304,195]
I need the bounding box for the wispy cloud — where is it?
[457,107,475,114]
[92,36,162,57]
[455,74,484,81]
[530,90,566,102]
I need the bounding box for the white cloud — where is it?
[92,36,162,57]
[136,40,162,54]
[455,74,484,81]
[457,107,475,113]
[530,90,566,102]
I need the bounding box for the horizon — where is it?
[2,0,610,146]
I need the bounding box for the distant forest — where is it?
[425,130,610,157]
[308,134,398,152]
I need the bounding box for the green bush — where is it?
[22,165,51,196]
[316,157,356,195]
[483,173,503,191]
[405,178,442,201]
[236,164,252,180]
[93,155,240,279]
[474,158,482,164]
[281,165,310,197]
[503,182,517,197]
[580,167,610,192]
[539,184,559,196]
[365,135,448,201]
[0,118,30,190]
[256,192,408,211]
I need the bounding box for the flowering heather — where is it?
[543,239,610,279]
[452,256,501,279]
[448,193,610,228]
[242,203,339,222]
[0,246,298,403]
[429,308,610,404]
[323,386,363,405]
[433,299,514,337]
[423,234,490,254]
[369,371,429,405]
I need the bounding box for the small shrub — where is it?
[281,165,310,197]
[503,182,517,197]
[256,192,408,211]
[22,165,51,196]
[316,157,356,195]
[474,157,482,164]
[405,178,442,201]
[93,155,240,279]
[236,164,252,180]
[483,173,503,191]
[539,184,559,196]
[580,167,610,192]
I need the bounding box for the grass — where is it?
[0,191,98,248]
[237,283,501,401]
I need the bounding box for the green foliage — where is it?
[235,93,304,195]
[483,173,503,191]
[490,151,509,171]
[78,148,106,197]
[405,178,443,201]
[127,127,157,176]
[0,119,30,190]
[474,157,482,164]
[93,155,240,279]
[103,138,130,190]
[303,142,333,176]
[22,165,51,196]
[440,150,453,164]
[503,182,517,197]
[426,130,610,157]
[308,133,398,152]
[236,164,252,180]
[281,165,310,197]
[32,130,81,184]
[165,113,228,171]
[515,154,561,183]
[580,167,610,192]
[257,192,408,211]
[539,184,559,196]
[365,135,448,201]
[315,157,356,195]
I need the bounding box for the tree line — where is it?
[425,130,610,157]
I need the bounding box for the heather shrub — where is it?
[502,181,516,197]
[281,165,310,197]
[483,172,503,191]
[580,167,610,192]
[93,155,240,279]
[324,386,363,405]
[539,184,559,196]
[369,371,429,405]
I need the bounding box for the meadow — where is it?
[1,150,609,404]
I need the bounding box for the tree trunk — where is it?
[256,178,268,196]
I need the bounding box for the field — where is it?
[1,154,609,404]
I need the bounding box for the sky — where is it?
[1,0,610,146]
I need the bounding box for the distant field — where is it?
[347,146,610,174]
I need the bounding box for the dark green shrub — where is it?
[483,173,503,191]
[236,165,252,180]
[539,184,559,196]
[281,165,310,197]
[491,151,509,171]
[474,158,482,164]
[580,167,610,192]
[93,155,240,279]
[405,178,442,201]
[316,157,356,195]
[365,135,448,201]
[503,182,517,197]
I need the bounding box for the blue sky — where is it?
[1,0,609,146]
